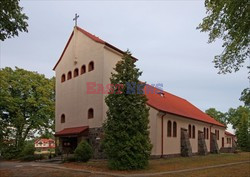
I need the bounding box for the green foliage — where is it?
[197,0,249,74]
[1,145,21,160]
[20,143,35,157]
[0,0,29,41]
[103,51,152,170]
[205,108,227,126]
[74,141,93,162]
[0,67,55,151]
[240,88,250,107]
[227,106,250,151]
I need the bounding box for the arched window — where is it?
[204,127,206,139]
[81,65,86,74]
[74,68,79,77]
[192,125,195,139]
[88,61,94,72]
[88,108,94,119]
[61,114,65,123]
[167,121,172,137]
[61,74,66,83]
[206,128,209,139]
[217,130,219,140]
[173,122,177,137]
[67,71,72,80]
[188,124,192,138]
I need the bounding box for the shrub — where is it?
[21,143,35,157]
[74,141,93,162]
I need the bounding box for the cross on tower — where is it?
[73,13,79,27]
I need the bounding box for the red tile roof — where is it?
[145,84,225,127]
[225,131,235,136]
[53,26,137,70]
[35,138,55,144]
[55,126,89,136]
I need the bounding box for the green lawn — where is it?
[63,152,250,175]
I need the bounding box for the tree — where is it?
[240,88,250,107]
[205,108,227,126]
[0,67,55,152]
[227,106,250,151]
[0,0,29,41]
[197,0,249,74]
[103,51,152,170]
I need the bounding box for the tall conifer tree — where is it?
[103,51,152,170]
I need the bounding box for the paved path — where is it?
[1,160,250,177]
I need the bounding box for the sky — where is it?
[1,1,249,132]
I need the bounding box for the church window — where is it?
[88,108,94,119]
[61,114,65,123]
[61,74,66,83]
[188,124,192,138]
[173,121,177,137]
[204,127,206,139]
[192,125,195,139]
[88,61,94,72]
[81,65,86,74]
[206,128,209,139]
[67,71,72,80]
[74,68,79,77]
[167,121,172,137]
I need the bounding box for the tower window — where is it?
[61,74,66,83]
[88,61,94,72]
[81,65,86,74]
[88,108,94,119]
[61,114,65,123]
[74,68,79,77]
[67,71,72,80]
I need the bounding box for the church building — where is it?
[54,26,235,158]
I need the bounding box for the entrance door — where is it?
[62,137,78,154]
[222,137,224,148]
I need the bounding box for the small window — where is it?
[88,108,94,119]
[61,74,66,83]
[173,122,177,137]
[167,121,172,137]
[192,125,195,139]
[88,61,94,72]
[217,130,219,140]
[61,114,65,123]
[81,65,86,74]
[74,68,79,77]
[188,124,192,138]
[206,128,209,139]
[67,71,72,80]
[204,127,206,139]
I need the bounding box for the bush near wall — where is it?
[74,141,93,162]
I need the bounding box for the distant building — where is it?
[35,139,55,151]
[54,26,235,158]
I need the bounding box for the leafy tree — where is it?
[103,51,152,170]
[240,88,250,107]
[0,0,29,41]
[0,67,55,152]
[227,106,250,151]
[197,0,249,74]
[74,141,93,162]
[205,108,227,126]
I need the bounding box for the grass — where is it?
[63,152,250,174]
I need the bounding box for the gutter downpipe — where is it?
[161,112,167,158]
